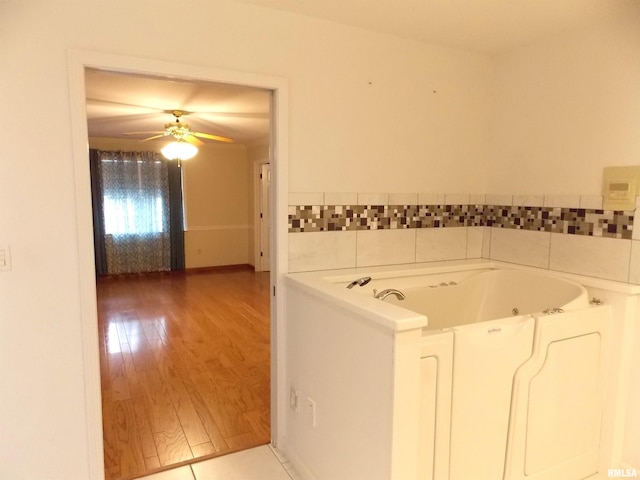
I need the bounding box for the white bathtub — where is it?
[285,262,613,480]
[334,267,605,479]
[375,268,590,328]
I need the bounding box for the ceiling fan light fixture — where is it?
[161,140,198,162]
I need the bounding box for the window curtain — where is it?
[167,162,185,271]
[89,149,108,276]
[89,149,185,275]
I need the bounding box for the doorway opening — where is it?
[68,51,288,480]
[87,70,272,479]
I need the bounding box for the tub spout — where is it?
[346,276,372,288]
[373,288,406,301]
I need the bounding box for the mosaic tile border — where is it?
[288,204,634,240]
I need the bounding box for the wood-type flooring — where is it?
[97,268,271,480]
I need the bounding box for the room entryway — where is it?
[68,52,288,480]
[83,65,277,479]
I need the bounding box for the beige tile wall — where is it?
[287,192,639,284]
[357,229,416,267]
[548,234,631,282]
[416,227,468,263]
[289,231,357,272]
[489,228,551,269]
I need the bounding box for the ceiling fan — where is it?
[124,110,234,146]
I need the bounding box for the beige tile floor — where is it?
[136,450,621,480]
[137,445,300,480]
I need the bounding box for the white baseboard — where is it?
[273,437,318,480]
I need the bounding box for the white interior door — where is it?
[259,163,271,272]
[449,315,535,480]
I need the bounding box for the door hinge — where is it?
[273,286,276,296]
[260,213,263,218]
[260,173,263,179]
[260,251,263,257]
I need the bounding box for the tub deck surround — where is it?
[288,259,640,304]
[284,273,418,480]
[284,260,639,480]
[286,259,494,331]
[284,268,428,332]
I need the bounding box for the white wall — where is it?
[288,39,492,193]
[0,1,491,478]
[488,11,640,195]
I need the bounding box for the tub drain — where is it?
[512,307,519,316]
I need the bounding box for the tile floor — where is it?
[135,447,616,480]
[136,445,300,480]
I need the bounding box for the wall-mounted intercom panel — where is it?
[602,166,640,211]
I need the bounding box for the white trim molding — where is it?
[186,225,252,231]
[67,49,289,478]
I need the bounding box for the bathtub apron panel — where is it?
[286,265,623,480]
[504,305,611,480]
[448,315,535,480]
[418,332,453,480]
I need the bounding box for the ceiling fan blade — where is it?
[192,131,234,143]
[139,134,167,141]
[123,131,166,136]
[185,135,204,147]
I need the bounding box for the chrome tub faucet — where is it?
[373,288,406,301]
